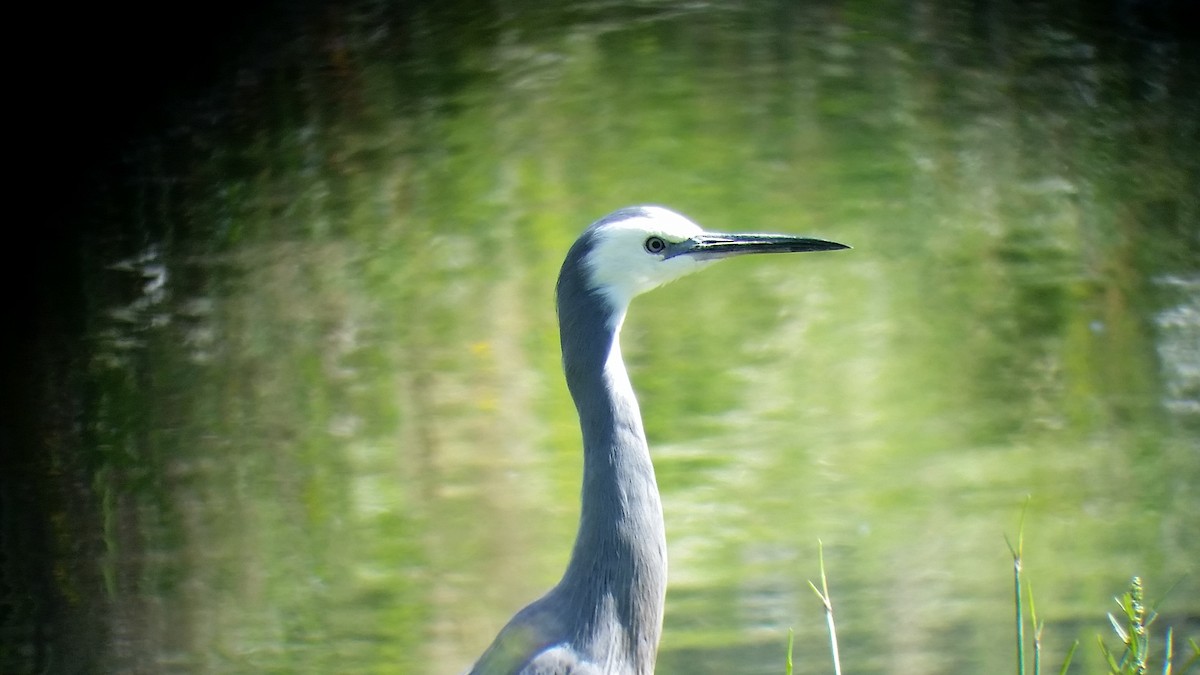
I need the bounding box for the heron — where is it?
[468,206,848,675]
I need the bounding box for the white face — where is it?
[583,206,716,313]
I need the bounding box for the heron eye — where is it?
[644,236,667,255]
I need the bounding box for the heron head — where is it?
[579,205,849,314]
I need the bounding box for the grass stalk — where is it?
[785,628,794,675]
[1029,579,1042,675]
[1006,498,1031,675]
[1057,640,1079,675]
[807,540,842,675]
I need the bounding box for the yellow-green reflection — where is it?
[40,2,1200,674]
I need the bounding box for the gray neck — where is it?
[553,252,667,671]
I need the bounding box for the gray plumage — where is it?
[468,207,847,675]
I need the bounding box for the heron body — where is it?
[468,206,848,675]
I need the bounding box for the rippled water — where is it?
[5,2,1198,674]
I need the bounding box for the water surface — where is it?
[6,2,1198,674]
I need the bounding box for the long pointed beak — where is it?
[672,232,850,261]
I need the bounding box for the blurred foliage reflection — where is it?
[5,1,1198,674]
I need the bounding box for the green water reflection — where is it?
[14,2,1200,674]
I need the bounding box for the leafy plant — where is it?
[1098,576,1199,675]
